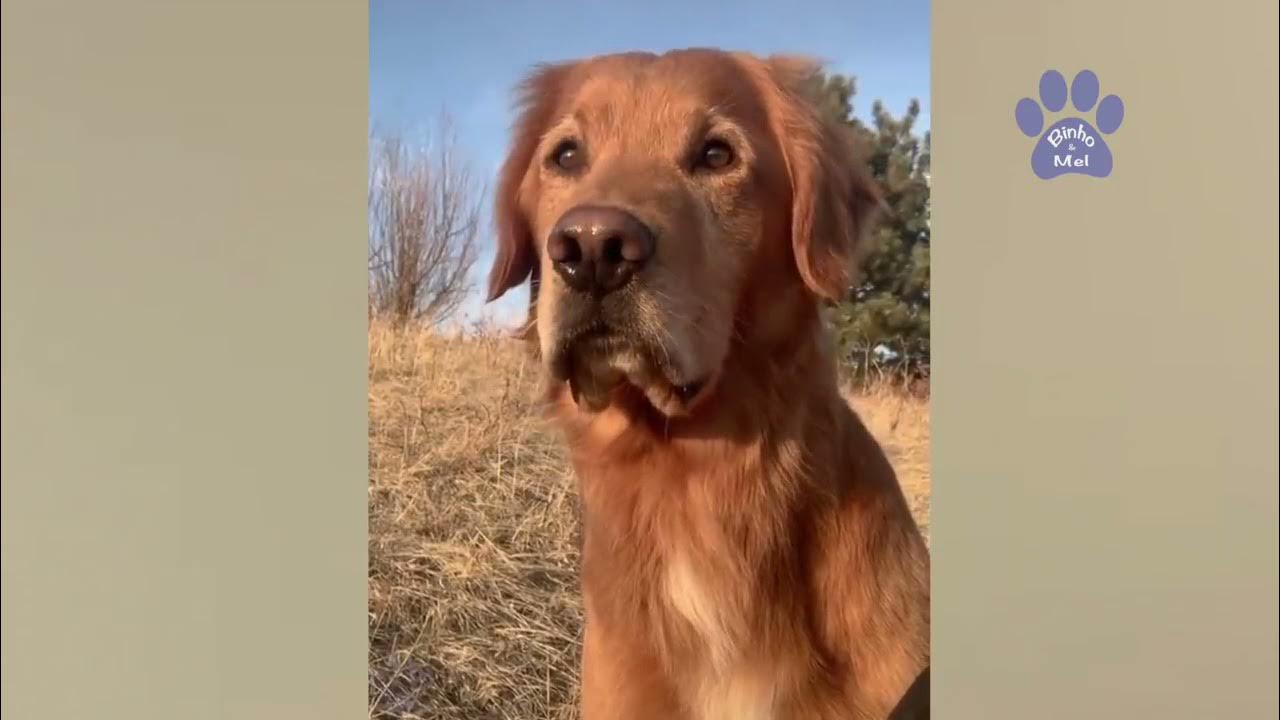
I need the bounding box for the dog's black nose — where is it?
[547,205,655,295]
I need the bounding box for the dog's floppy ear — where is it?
[486,62,574,304]
[749,54,885,302]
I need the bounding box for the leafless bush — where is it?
[369,120,483,326]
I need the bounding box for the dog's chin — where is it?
[549,334,713,418]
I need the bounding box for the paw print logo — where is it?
[1016,70,1124,179]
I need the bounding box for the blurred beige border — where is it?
[933,0,1278,717]
[4,0,1277,717]
[2,2,367,719]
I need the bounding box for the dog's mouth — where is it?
[549,325,711,416]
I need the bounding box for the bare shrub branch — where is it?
[369,118,484,326]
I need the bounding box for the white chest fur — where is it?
[663,549,780,720]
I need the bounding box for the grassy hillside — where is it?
[368,323,930,719]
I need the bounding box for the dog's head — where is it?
[487,49,881,417]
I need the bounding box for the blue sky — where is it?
[370,0,930,327]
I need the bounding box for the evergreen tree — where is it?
[808,73,932,382]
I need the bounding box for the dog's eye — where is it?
[695,139,735,171]
[550,140,585,173]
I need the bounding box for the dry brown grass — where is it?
[368,321,930,719]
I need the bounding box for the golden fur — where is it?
[486,48,930,720]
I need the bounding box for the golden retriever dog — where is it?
[485,48,930,720]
